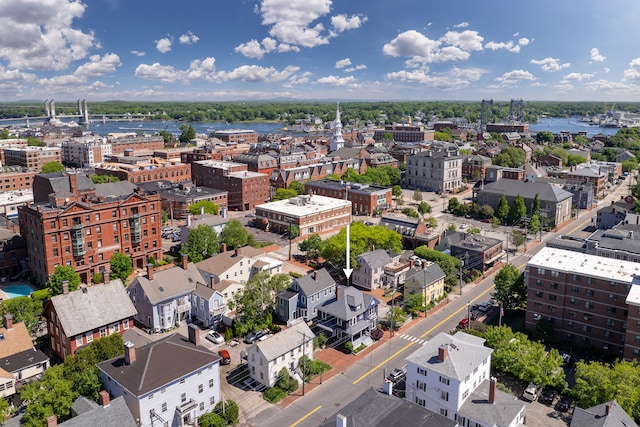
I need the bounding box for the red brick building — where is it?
[304,180,392,215]
[19,173,162,286]
[3,146,61,169]
[95,158,192,184]
[107,135,164,155]
[212,129,259,144]
[191,160,269,211]
[0,170,37,191]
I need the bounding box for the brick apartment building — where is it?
[95,156,191,184]
[191,160,269,211]
[3,146,61,169]
[0,170,37,191]
[107,135,164,155]
[18,173,162,286]
[373,124,435,142]
[304,179,392,216]
[525,247,640,361]
[212,129,259,144]
[138,180,228,220]
[61,139,111,167]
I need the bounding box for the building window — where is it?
[75,335,83,347]
[571,286,579,293]
[440,391,449,401]
[417,381,426,391]
[181,393,186,403]
[209,379,214,388]
[99,327,106,337]
[162,402,167,412]
[537,268,545,274]
[439,376,449,385]
[199,402,205,411]
[199,384,204,393]
[85,332,93,343]
[440,408,448,417]
[550,270,559,278]
[585,289,594,296]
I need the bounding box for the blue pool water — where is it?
[2,284,35,299]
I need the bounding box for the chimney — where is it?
[336,285,341,300]
[182,253,189,270]
[438,344,448,362]
[4,314,12,331]
[605,402,611,415]
[62,280,69,295]
[98,390,110,407]
[186,214,191,226]
[188,323,200,346]
[410,259,414,269]
[124,341,136,365]
[422,261,427,269]
[221,243,227,252]
[210,276,216,289]
[146,263,154,281]
[234,247,240,257]
[489,377,497,404]
[312,271,317,281]
[46,415,58,427]
[336,414,347,427]
[103,269,110,284]
[68,173,78,194]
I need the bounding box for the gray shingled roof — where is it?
[193,282,218,300]
[196,246,264,277]
[357,249,392,271]
[254,321,313,362]
[51,280,137,337]
[94,181,138,198]
[318,286,378,321]
[319,387,457,427]
[405,264,446,288]
[570,400,638,427]
[97,333,221,397]
[294,268,335,296]
[478,180,573,203]
[128,263,204,304]
[457,379,525,427]
[406,332,493,382]
[61,396,137,427]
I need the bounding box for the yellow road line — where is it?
[290,405,322,427]
[353,286,495,385]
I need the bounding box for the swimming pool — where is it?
[2,284,36,299]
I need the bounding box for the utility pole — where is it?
[458,253,468,295]
[297,331,308,396]
[287,217,293,261]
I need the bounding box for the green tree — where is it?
[391,185,403,207]
[490,216,501,231]
[161,209,169,225]
[214,399,239,425]
[425,217,438,229]
[179,123,196,143]
[528,214,541,237]
[1,296,44,337]
[289,180,305,195]
[531,193,540,217]
[417,202,432,217]
[496,195,509,223]
[403,294,424,317]
[41,161,65,174]
[272,188,298,201]
[91,174,120,184]
[220,219,250,249]
[493,264,525,310]
[198,412,226,427]
[289,224,299,239]
[184,224,219,263]
[510,229,526,252]
[535,131,554,143]
[229,272,290,334]
[412,189,423,203]
[158,130,173,145]
[298,234,323,261]
[47,265,81,295]
[467,226,481,235]
[189,200,219,216]
[448,197,460,213]
[109,252,133,284]
[320,222,402,269]
[622,158,639,173]
[509,194,527,224]
[20,365,78,427]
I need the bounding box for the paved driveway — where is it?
[523,399,571,426]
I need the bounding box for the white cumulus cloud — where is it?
[155,37,172,54]
[454,22,469,28]
[330,14,367,36]
[135,63,182,83]
[494,69,536,87]
[41,53,121,86]
[563,72,595,81]
[335,58,351,69]
[344,64,366,73]
[0,0,95,70]
[186,57,216,81]
[130,50,145,57]
[216,65,300,83]
[530,57,570,72]
[590,48,606,62]
[316,75,356,87]
[441,30,484,51]
[179,31,199,45]
[624,58,640,80]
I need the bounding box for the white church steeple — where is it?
[329,102,345,152]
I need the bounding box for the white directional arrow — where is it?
[343,222,353,279]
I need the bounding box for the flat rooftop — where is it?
[528,247,640,285]
[256,195,351,217]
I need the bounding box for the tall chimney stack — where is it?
[46,415,58,427]
[103,269,110,283]
[124,341,136,365]
[146,263,154,281]
[438,344,448,362]
[62,280,69,295]
[188,323,200,346]
[4,314,12,331]
[182,253,189,270]
[605,402,611,415]
[489,376,497,403]
[99,390,110,407]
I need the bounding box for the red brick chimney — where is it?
[438,344,448,362]
[605,402,611,415]
[221,243,227,252]
[124,341,136,365]
[46,415,57,427]
[422,261,427,270]
[4,313,13,331]
[312,270,317,281]
[188,323,200,346]
[489,376,497,403]
[68,173,78,194]
[62,280,69,295]
[182,253,188,270]
[98,390,110,407]
[146,263,154,281]
[103,269,110,283]
[409,259,414,269]
[336,285,341,300]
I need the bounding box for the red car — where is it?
[218,350,231,365]
[458,318,469,329]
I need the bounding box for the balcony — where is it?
[176,298,191,312]
[71,224,85,257]
[129,214,142,244]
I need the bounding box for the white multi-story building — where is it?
[405,143,462,192]
[97,325,221,427]
[61,138,111,168]
[246,320,314,387]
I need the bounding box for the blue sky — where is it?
[3,0,640,103]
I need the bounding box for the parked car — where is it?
[478,301,492,313]
[457,318,469,329]
[522,383,540,402]
[217,349,231,365]
[558,396,571,412]
[561,353,574,367]
[206,331,224,344]
[541,389,557,405]
[244,330,267,344]
[386,367,406,383]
